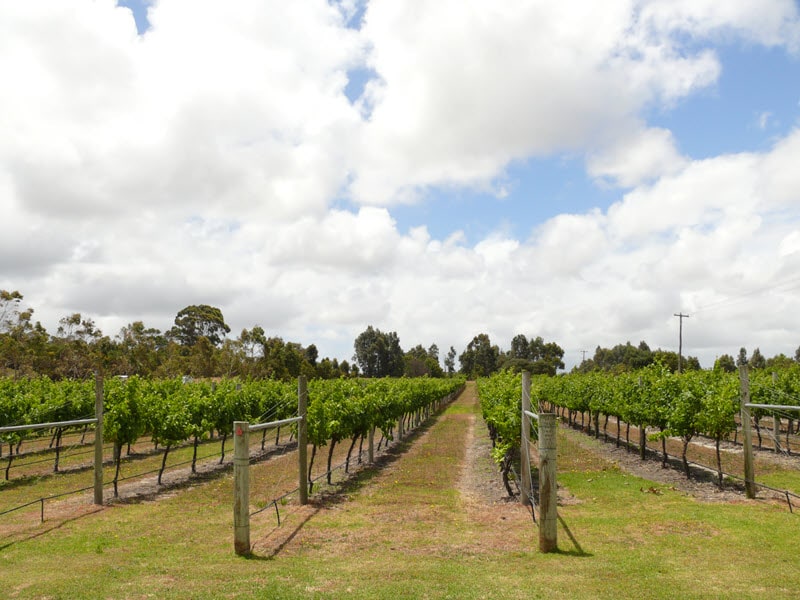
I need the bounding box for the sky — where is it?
[2,0,800,371]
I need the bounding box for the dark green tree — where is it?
[501,334,564,375]
[117,321,164,376]
[53,313,102,379]
[459,333,499,378]
[714,354,736,373]
[403,344,444,377]
[749,347,766,369]
[593,341,653,371]
[0,290,37,376]
[169,305,230,347]
[304,344,319,366]
[766,353,794,370]
[353,326,404,377]
[444,346,457,375]
[510,334,531,359]
[737,347,748,367]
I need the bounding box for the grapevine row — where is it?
[1,376,465,489]
[478,365,800,489]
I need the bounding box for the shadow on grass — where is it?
[111,441,299,505]
[554,514,592,557]
[245,398,459,560]
[249,505,323,560]
[306,393,460,509]
[0,441,299,548]
[0,505,105,552]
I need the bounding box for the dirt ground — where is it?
[459,397,798,508]
[552,420,800,506]
[458,404,514,505]
[558,428,745,502]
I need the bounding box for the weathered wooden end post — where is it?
[520,371,532,510]
[93,371,104,505]
[298,376,309,505]
[739,366,756,499]
[233,421,250,555]
[538,412,558,553]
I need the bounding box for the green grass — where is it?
[757,469,800,495]
[1,386,799,599]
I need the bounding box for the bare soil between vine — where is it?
[558,419,799,506]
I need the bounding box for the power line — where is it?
[692,275,800,314]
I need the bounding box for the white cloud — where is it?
[637,0,800,51]
[2,1,800,370]
[349,0,764,204]
[587,127,688,187]
[0,0,364,224]
[779,231,800,257]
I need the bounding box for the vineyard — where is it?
[477,365,800,508]
[1,376,799,598]
[0,375,465,523]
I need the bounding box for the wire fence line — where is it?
[247,432,411,531]
[1,424,298,526]
[561,415,798,514]
[244,391,457,535]
[750,380,800,407]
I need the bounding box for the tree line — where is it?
[0,293,338,380]
[571,341,800,374]
[1,290,569,381]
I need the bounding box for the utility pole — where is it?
[674,313,690,373]
[580,350,587,363]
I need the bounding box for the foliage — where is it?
[479,363,800,487]
[476,370,522,464]
[714,354,736,372]
[459,333,499,378]
[500,334,564,375]
[403,344,444,377]
[169,304,231,347]
[352,326,404,378]
[0,375,465,474]
[0,291,365,380]
[573,340,701,374]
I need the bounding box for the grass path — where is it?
[253,381,531,562]
[2,382,799,599]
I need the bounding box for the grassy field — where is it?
[1,383,798,599]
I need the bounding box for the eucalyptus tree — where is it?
[169,304,230,347]
[353,326,404,377]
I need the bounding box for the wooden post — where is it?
[298,376,308,505]
[233,421,250,555]
[520,371,532,509]
[739,366,756,499]
[93,371,104,505]
[538,413,557,553]
[368,426,375,464]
